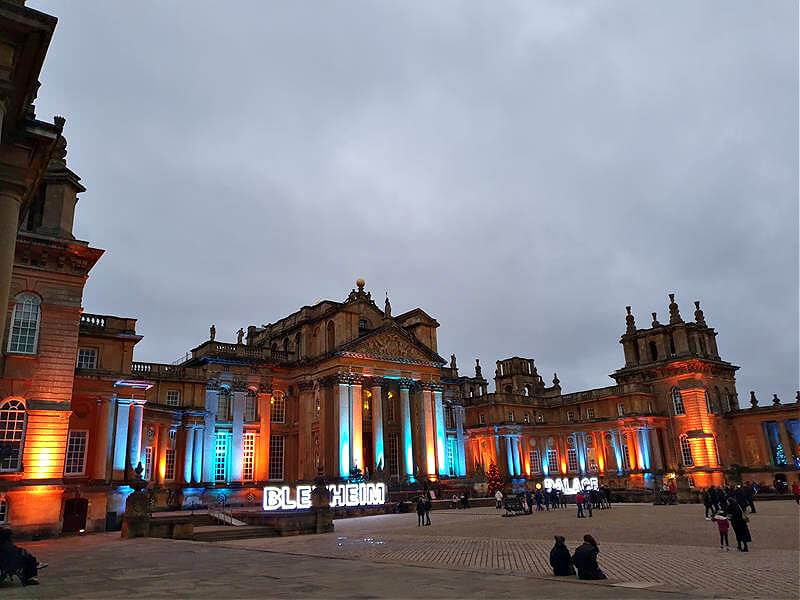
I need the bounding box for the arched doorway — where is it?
[63,497,88,533]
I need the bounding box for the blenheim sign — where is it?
[262,482,387,511]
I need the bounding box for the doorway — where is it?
[63,497,88,533]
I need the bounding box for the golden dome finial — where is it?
[356,278,365,291]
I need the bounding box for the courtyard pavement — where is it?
[2,500,798,599]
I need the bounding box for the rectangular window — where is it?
[547,449,558,469]
[217,393,230,420]
[165,449,176,480]
[0,499,6,524]
[530,449,541,474]
[567,411,575,422]
[76,348,97,370]
[166,390,180,407]
[536,413,544,423]
[245,393,257,422]
[270,395,286,424]
[446,436,457,476]
[479,414,485,425]
[567,448,578,472]
[617,402,625,416]
[587,407,595,419]
[64,430,88,476]
[243,432,256,481]
[445,406,456,429]
[268,435,285,480]
[508,412,515,423]
[143,447,153,480]
[388,433,400,479]
[215,431,229,482]
[523,413,530,423]
[8,296,40,354]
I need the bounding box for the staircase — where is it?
[192,524,278,542]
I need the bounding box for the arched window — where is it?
[216,389,230,420]
[270,392,286,424]
[0,399,26,472]
[325,321,335,353]
[671,388,685,415]
[0,497,7,523]
[680,434,693,466]
[705,389,714,414]
[245,389,257,422]
[7,293,41,354]
[282,337,289,353]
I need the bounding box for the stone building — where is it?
[0,0,797,539]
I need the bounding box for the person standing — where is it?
[561,490,568,509]
[576,491,585,518]
[535,490,544,512]
[549,536,575,576]
[744,483,757,514]
[702,488,713,519]
[543,489,550,511]
[726,497,752,552]
[416,495,426,527]
[712,511,730,551]
[584,491,593,518]
[495,489,504,511]
[424,492,432,526]
[572,534,607,580]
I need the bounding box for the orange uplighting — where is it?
[597,453,605,472]
[560,458,567,474]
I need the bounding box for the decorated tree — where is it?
[486,461,504,496]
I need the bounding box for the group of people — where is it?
[709,497,753,552]
[549,534,606,580]
[493,485,612,517]
[575,487,612,518]
[702,484,756,518]
[415,493,433,526]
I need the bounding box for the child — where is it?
[712,511,730,551]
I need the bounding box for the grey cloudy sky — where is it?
[31,1,798,404]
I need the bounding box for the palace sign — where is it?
[543,476,599,494]
[262,482,387,511]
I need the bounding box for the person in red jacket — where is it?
[576,492,585,518]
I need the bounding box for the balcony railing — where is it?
[80,313,106,330]
[189,341,292,364]
[130,361,204,380]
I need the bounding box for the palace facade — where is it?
[0,0,798,539]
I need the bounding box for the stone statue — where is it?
[210,324,216,341]
[450,353,457,370]
[384,294,392,318]
[237,328,244,344]
[475,358,482,378]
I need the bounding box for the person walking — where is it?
[495,489,504,511]
[424,492,432,526]
[726,497,752,552]
[712,511,730,551]
[702,488,713,519]
[576,491,585,518]
[549,535,575,576]
[603,485,612,508]
[535,490,544,512]
[416,495,426,527]
[572,534,607,580]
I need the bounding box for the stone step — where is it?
[192,525,278,542]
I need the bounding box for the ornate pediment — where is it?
[340,328,442,365]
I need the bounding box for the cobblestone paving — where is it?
[222,502,800,599]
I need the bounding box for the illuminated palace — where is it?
[0,0,798,539]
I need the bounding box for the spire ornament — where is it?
[693,301,707,327]
[625,306,636,334]
[668,293,683,324]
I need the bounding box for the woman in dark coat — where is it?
[726,497,752,552]
[572,534,606,580]
[549,536,575,576]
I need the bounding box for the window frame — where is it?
[567,447,578,472]
[76,347,98,370]
[617,402,625,417]
[530,449,541,474]
[64,429,89,477]
[270,393,286,424]
[566,410,575,422]
[268,434,285,481]
[586,407,595,419]
[7,293,42,355]
[166,390,181,407]
[165,448,176,481]
[671,388,686,416]
[0,399,27,473]
[0,497,7,524]
[242,432,257,481]
[680,434,694,466]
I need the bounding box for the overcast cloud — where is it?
[30,0,798,404]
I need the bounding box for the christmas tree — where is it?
[486,461,504,496]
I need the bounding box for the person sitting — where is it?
[572,534,607,580]
[0,527,46,586]
[549,535,575,576]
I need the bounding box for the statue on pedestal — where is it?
[121,462,150,539]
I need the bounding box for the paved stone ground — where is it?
[1,501,797,598]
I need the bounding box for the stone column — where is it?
[183,424,195,484]
[505,436,515,476]
[512,437,522,476]
[650,428,664,471]
[111,399,131,480]
[202,388,218,483]
[338,383,350,478]
[93,397,115,481]
[399,384,414,479]
[257,393,271,481]
[421,388,436,476]
[371,383,384,471]
[231,391,245,482]
[433,389,447,477]
[609,430,622,473]
[0,189,21,346]
[192,427,204,483]
[350,382,363,472]
[128,402,145,473]
[455,405,467,476]
[155,423,168,484]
